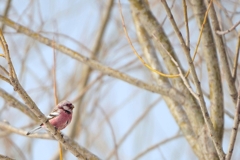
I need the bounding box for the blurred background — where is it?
[0,0,239,159]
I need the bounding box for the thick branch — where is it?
[0,16,189,107]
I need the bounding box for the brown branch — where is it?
[0,154,14,160]
[232,36,240,81]
[107,98,162,160]
[132,133,182,160]
[216,21,240,35]
[0,121,51,139]
[99,107,119,160]
[0,64,9,75]
[1,0,11,31]
[0,88,37,121]
[53,50,58,105]
[225,109,234,119]
[225,87,240,160]
[0,74,11,84]
[182,0,190,48]
[0,121,101,160]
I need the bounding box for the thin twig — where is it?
[59,142,63,160]
[185,0,214,77]
[99,107,119,160]
[232,36,240,80]
[53,49,58,105]
[155,33,199,100]
[0,74,11,84]
[182,0,190,48]
[224,109,234,120]
[216,21,240,35]
[72,74,103,103]
[1,0,12,31]
[107,98,161,160]
[0,54,5,57]
[225,87,240,160]
[0,88,37,121]
[132,133,182,160]
[0,121,52,139]
[52,43,63,160]
[0,65,9,75]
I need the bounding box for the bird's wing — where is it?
[47,110,60,120]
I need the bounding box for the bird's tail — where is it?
[26,126,42,135]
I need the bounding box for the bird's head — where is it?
[58,100,74,113]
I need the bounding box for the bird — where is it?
[26,100,74,135]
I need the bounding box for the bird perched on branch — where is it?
[26,100,74,135]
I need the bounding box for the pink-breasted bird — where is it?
[26,100,74,135]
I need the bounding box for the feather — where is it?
[47,112,60,119]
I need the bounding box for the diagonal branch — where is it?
[0,121,100,160]
[0,88,37,121]
[0,30,100,160]
[0,16,188,107]
[225,87,240,160]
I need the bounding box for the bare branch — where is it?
[0,154,14,160]
[0,121,51,139]
[216,21,240,35]
[225,88,240,160]
[0,121,101,160]
[232,36,240,80]
[0,88,37,121]
[132,133,182,160]
[182,0,190,48]
[0,16,189,107]
[0,74,11,84]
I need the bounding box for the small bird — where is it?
[26,100,74,135]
